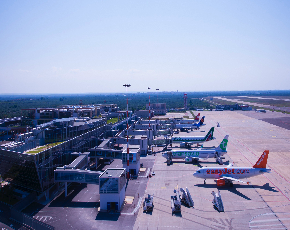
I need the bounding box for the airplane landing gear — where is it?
[230,182,233,187]
[204,179,206,184]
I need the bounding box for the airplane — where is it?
[176,113,201,124]
[163,135,228,164]
[175,116,205,130]
[171,127,215,146]
[123,84,131,87]
[193,150,271,187]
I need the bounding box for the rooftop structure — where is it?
[100,168,126,179]
[146,103,166,115]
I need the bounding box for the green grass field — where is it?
[26,142,64,154]
[107,117,119,124]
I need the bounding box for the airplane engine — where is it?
[216,179,225,186]
[185,157,192,163]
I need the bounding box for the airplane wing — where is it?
[221,176,250,185]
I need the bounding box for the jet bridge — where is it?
[156,129,172,136]
[89,147,123,159]
[54,169,102,184]
[54,168,102,197]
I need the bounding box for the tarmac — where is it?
[10,110,290,229]
[134,111,290,230]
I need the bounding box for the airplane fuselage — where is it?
[194,167,271,180]
[163,149,226,160]
[175,123,200,129]
[176,119,197,124]
[171,136,207,143]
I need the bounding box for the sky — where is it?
[0,0,290,94]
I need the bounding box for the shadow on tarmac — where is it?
[153,207,217,229]
[195,184,251,200]
[172,212,182,217]
[95,212,120,221]
[143,210,153,215]
[22,202,46,216]
[256,183,279,193]
[49,183,99,208]
[195,183,279,200]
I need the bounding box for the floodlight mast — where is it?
[156,89,159,103]
[123,84,131,179]
[148,87,151,129]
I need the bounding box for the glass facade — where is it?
[84,174,100,184]
[54,171,100,184]
[89,149,122,158]
[99,178,119,193]
[122,152,140,164]
[0,150,42,193]
[55,172,84,181]
[0,124,106,194]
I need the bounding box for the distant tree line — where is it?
[0,90,289,119]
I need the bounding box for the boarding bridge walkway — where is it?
[54,151,101,184]
[54,168,102,184]
[89,147,123,159]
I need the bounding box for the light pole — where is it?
[148,87,153,153]
[148,87,151,129]
[156,89,159,103]
[123,84,131,179]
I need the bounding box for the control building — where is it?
[99,168,126,211]
[122,146,141,177]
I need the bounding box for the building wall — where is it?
[136,110,154,119]
[123,160,140,176]
[100,185,125,211]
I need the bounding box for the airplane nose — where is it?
[193,171,201,178]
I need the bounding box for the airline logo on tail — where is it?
[194,113,200,121]
[218,135,229,152]
[195,118,204,128]
[253,150,269,168]
[200,116,205,125]
[205,127,214,141]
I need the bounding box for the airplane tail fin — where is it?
[194,113,200,121]
[216,135,229,152]
[205,127,214,141]
[253,150,269,168]
[200,116,205,125]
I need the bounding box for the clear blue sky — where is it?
[0,1,289,94]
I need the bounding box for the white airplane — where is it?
[171,127,214,146]
[193,150,271,186]
[163,135,229,164]
[176,113,201,123]
[175,116,205,130]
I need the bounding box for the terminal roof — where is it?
[100,168,126,178]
